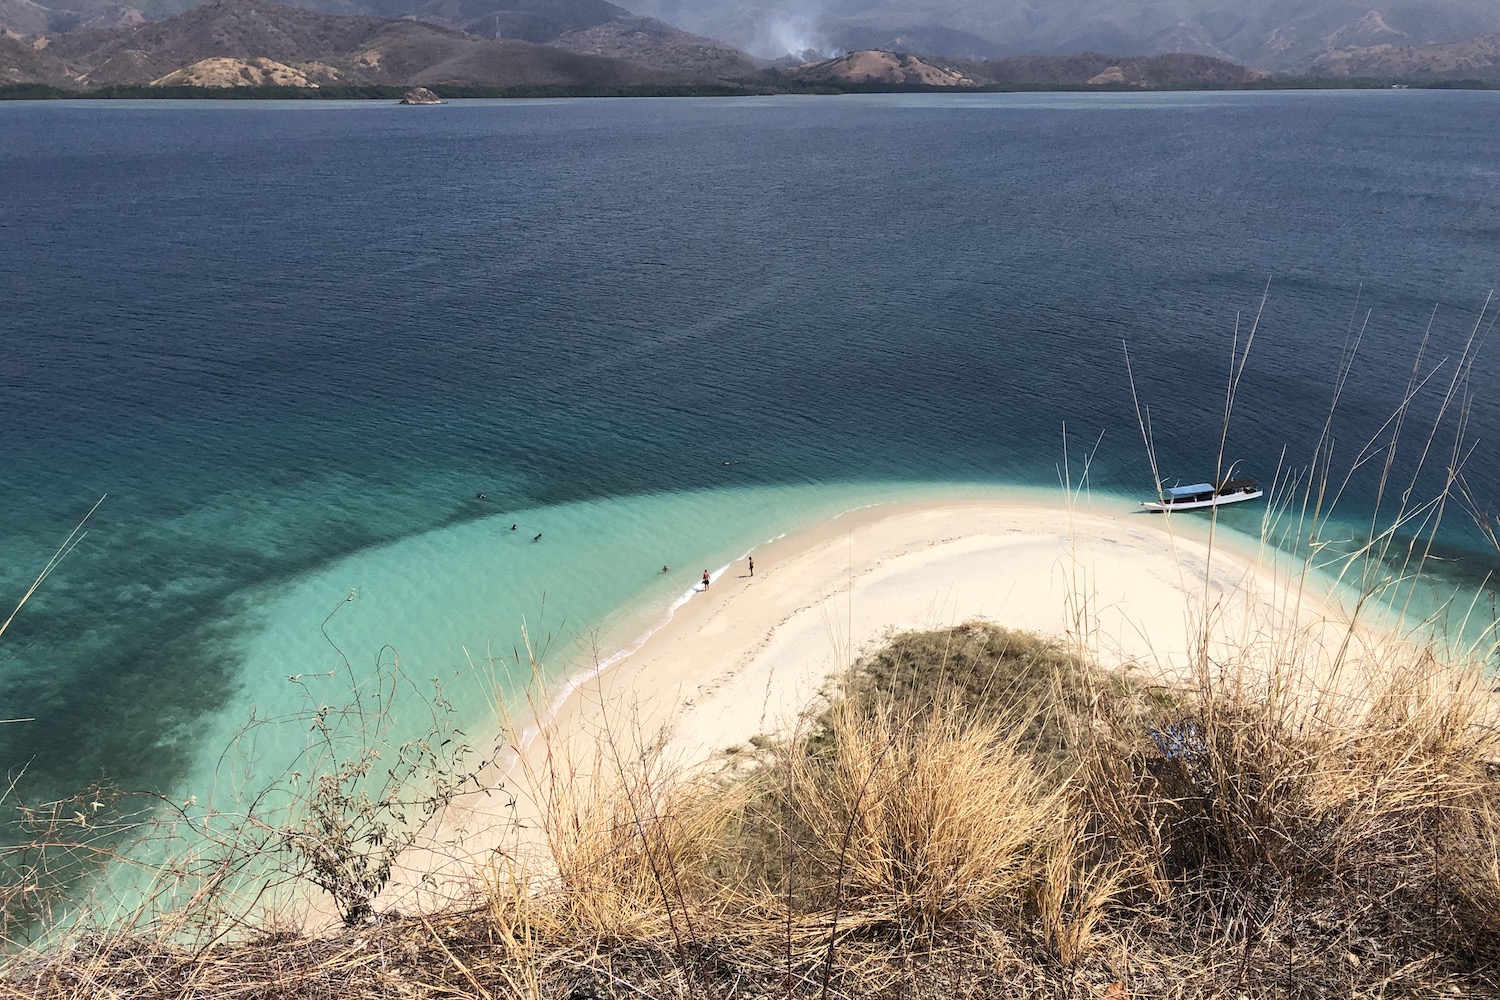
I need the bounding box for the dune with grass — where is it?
[9,306,1500,996]
[393,493,1398,902]
[8,479,1500,998]
[347,491,1494,1000]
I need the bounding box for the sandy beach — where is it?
[386,493,1363,910]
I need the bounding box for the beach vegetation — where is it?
[0,587,488,946]
[4,612,1499,997]
[3,295,1499,996]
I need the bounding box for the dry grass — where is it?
[1087,644,1500,980]
[8,287,1499,997]
[7,617,1499,998]
[776,698,1064,932]
[7,286,1500,989]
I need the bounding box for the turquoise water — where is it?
[182,480,998,801]
[2,91,1499,858]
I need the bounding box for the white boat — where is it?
[1140,477,1263,512]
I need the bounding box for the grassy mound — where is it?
[5,621,1499,998]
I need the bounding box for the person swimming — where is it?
[533,532,543,542]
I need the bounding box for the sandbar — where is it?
[385,493,1365,911]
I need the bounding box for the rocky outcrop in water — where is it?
[400,85,441,104]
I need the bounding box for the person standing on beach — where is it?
[702,570,710,590]
[748,556,754,577]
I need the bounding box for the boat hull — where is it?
[1140,489,1263,512]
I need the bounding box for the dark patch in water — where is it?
[3,91,1499,826]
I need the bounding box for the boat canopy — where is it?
[1166,483,1215,498]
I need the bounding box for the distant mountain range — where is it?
[0,0,758,86]
[782,49,1269,88]
[0,0,576,35]
[0,0,1275,90]
[0,0,1261,92]
[0,0,759,78]
[1307,31,1500,80]
[628,0,1500,75]
[5,0,1500,90]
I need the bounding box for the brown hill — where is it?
[785,49,974,86]
[1307,31,1500,80]
[150,52,331,83]
[625,0,1500,74]
[815,23,1001,62]
[781,48,1267,89]
[0,0,52,35]
[23,0,694,86]
[548,21,760,80]
[14,0,1500,80]
[970,52,1271,87]
[2,0,760,85]
[0,27,68,79]
[291,0,762,83]
[347,0,636,43]
[2,0,143,35]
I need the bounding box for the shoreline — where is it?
[8,82,1495,104]
[507,494,965,759]
[381,489,1359,913]
[516,488,1305,763]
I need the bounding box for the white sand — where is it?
[383,494,1363,913]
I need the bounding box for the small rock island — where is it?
[400,87,442,105]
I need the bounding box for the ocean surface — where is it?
[3,90,1499,839]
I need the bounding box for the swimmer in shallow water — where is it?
[533,532,543,542]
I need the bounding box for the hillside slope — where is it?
[781,49,974,86]
[781,48,1268,88]
[0,0,53,34]
[0,28,68,79]
[1308,31,1500,80]
[547,20,759,79]
[971,51,1270,86]
[1,0,760,81]
[17,0,1500,79]
[20,0,694,86]
[627,0,1500,73]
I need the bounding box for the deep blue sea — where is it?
[3,91,1499,821]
